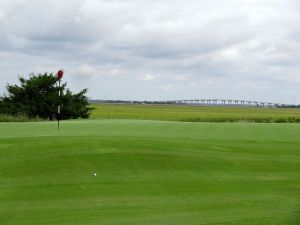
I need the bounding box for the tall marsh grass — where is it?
[0,114,44,122]
[90,104,300,123]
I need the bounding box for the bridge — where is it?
[163,99,287,107]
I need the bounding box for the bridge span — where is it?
[164,99,286,107]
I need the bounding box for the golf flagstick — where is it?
[58,79,60,130]
[57,69,64,131]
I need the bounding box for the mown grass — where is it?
[0,120,300,225]
[90,104,300,123]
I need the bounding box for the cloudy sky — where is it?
[0,0,299,103]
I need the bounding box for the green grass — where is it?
[1,120,300,225]
[0,114,43,122]
[90,104,300,123]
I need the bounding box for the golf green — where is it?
[0,120,300,225]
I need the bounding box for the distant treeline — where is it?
[89,100,173,105]
[89,100,300,108]
[279,105,300,108]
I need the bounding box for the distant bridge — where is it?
[163,99,287,107]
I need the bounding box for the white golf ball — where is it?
[94,173,97,176]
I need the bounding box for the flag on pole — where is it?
[57,69,64,80]
[57,69,64,131]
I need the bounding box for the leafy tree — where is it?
[1,73,91,119]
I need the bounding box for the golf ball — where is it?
[94,173,97,176]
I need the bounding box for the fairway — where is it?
[1,120,300,225]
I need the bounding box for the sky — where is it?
[0,0,299,104]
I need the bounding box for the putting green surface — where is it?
[1,120,300,225]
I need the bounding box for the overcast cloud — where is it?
[0,0,299,103]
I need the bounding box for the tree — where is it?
[1,73,91,120]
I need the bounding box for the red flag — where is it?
[57,69,64,80]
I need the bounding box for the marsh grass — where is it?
[90,104,300,123]
[0,114,43,122]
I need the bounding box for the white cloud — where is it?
[78,64,97,77]
[138,74,156,81]
[262,46,277,55]
[174,75,188,81]
[109,69,122,77]
[214,47,240,62]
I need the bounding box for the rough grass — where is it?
[0,114,43,122]
[90,104,300,123]
[0,120,300,225]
